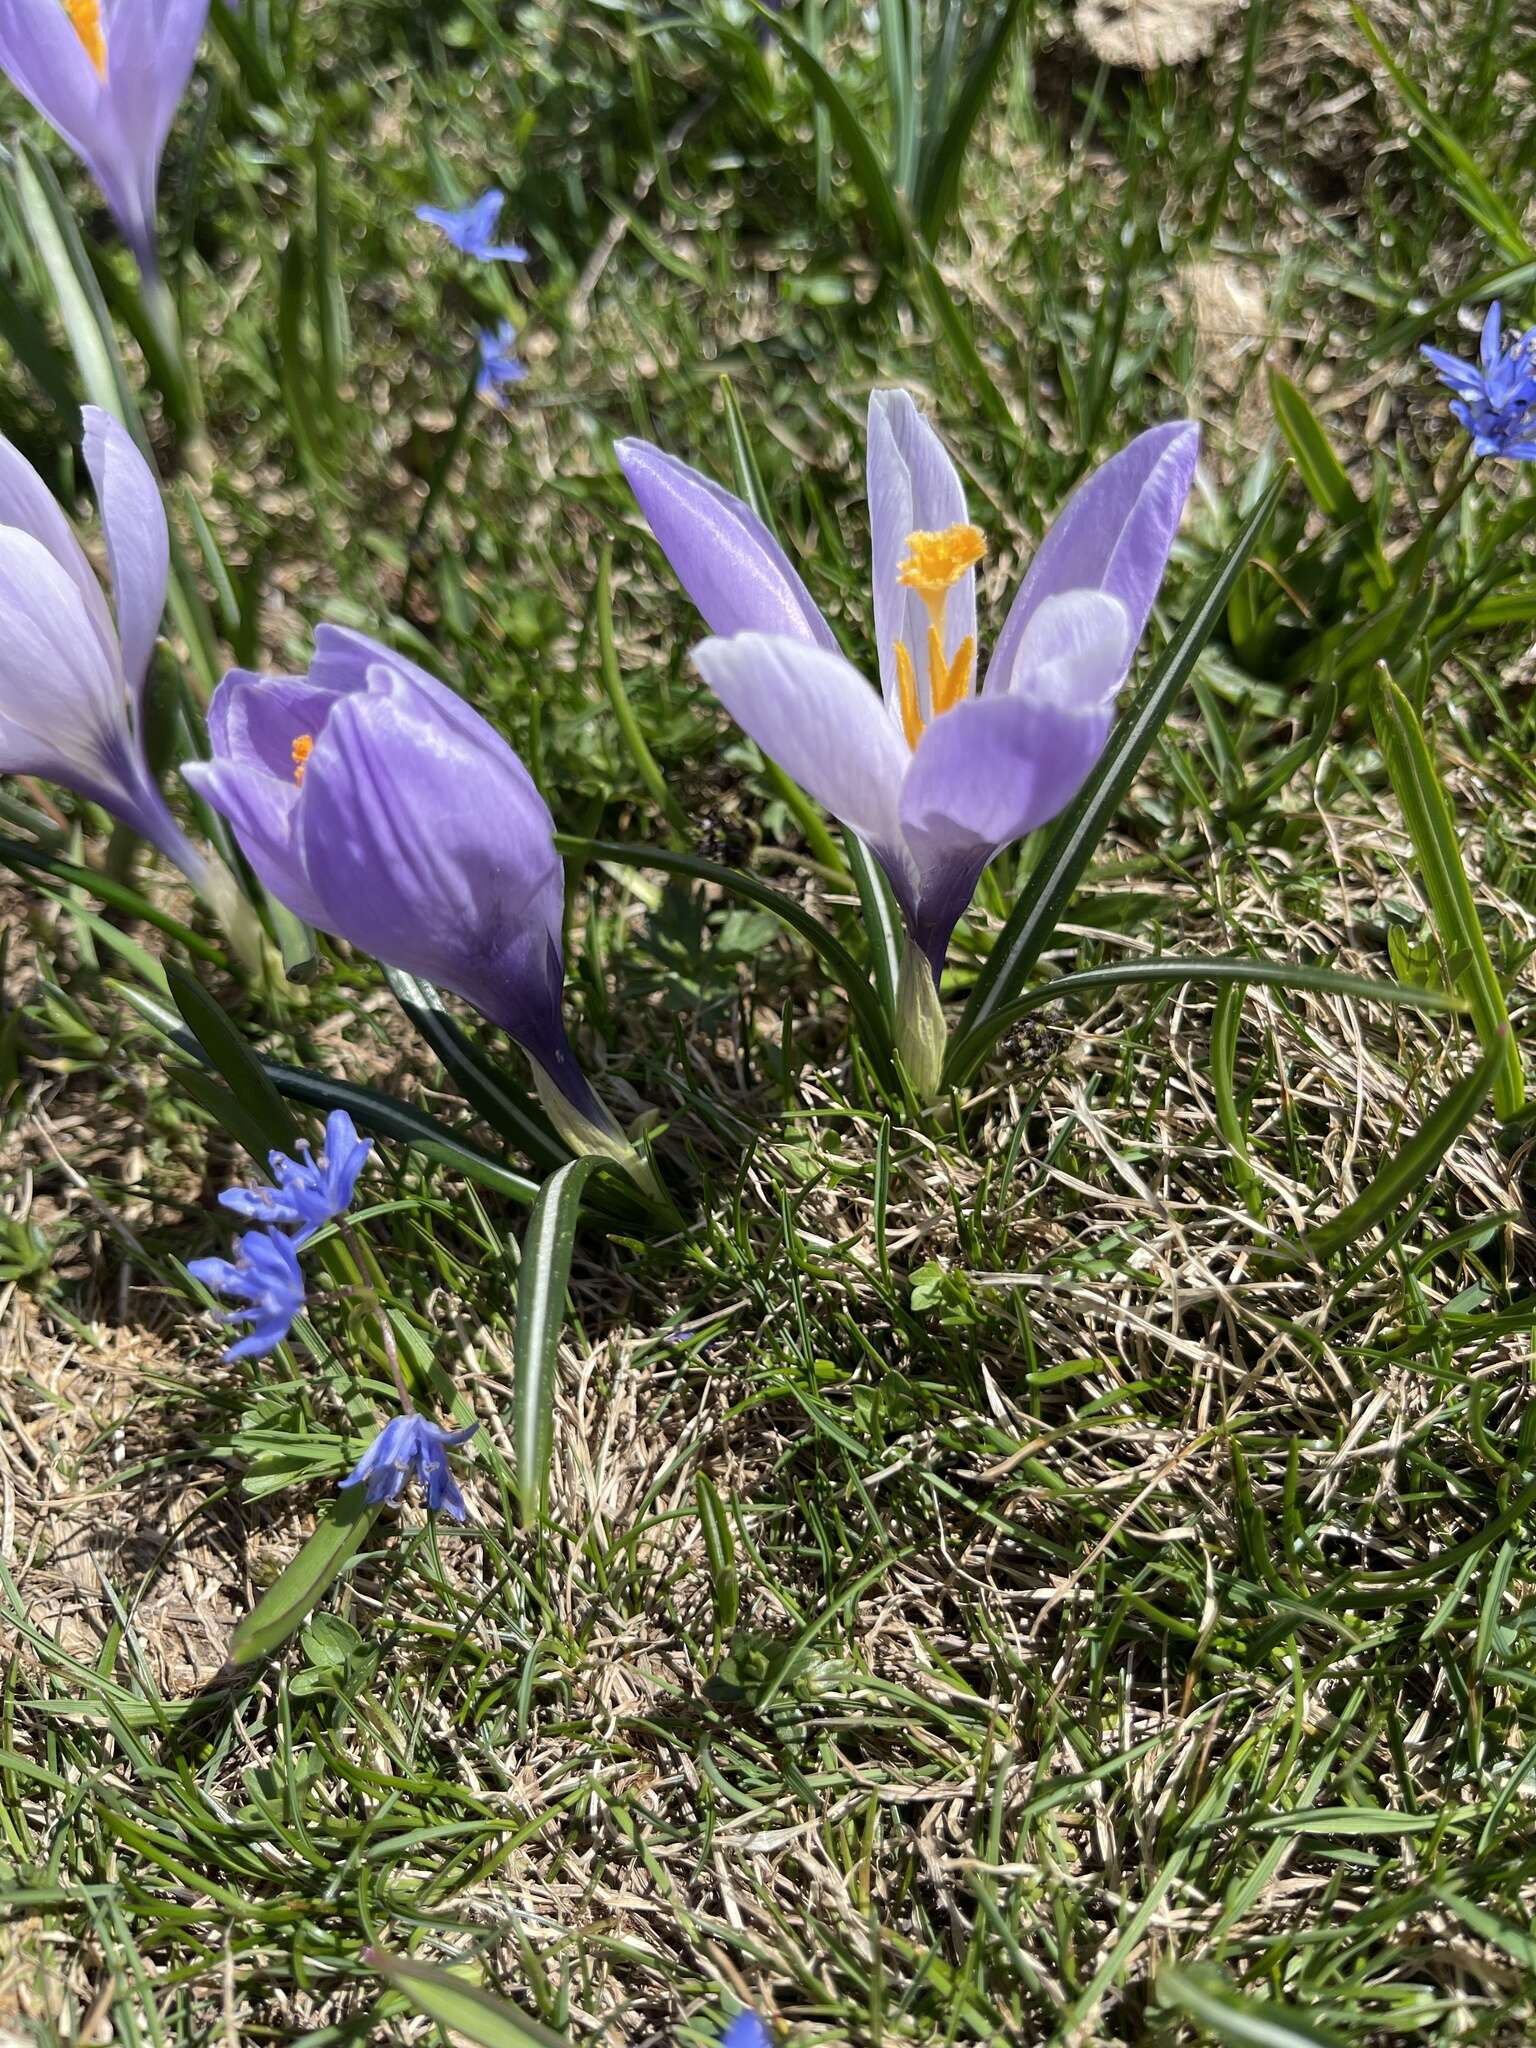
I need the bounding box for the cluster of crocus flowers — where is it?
[1423,301,1536,463]
[619,392,1198,1093]
[0,405,216,892]
[0,0,211,276]
[182,627,641,1173]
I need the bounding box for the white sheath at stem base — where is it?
[895,939,947,1101]
[531,1060,664,1199]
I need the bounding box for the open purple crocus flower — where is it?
[0,405,210,889]
[618,394,1197,1092]
[183,627,638,1168]
[0,0,211,275]
[220,1108,372,1246]
[415,188,528,264]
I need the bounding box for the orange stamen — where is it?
[931,632,976,718]
[895,642,924,751]
[64,0,106,76]
[291,734,314,785]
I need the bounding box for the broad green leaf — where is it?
[945,472,1288,1086]
[514,1156,606,1528]
[165,960,298,1159]
[1266,368,1360,525]
[1157,1963,1348,2048]
[228,1486,376,1667]
[1370,671,1523,1117]
[914,0,1027,244]
[1300,1033,1504,1266]
[366,1952,569,2048]
[13,139,141,438]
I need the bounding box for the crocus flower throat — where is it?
[64,0,105,75]
[893,522,986,749]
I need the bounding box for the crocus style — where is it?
[0,405,208,888]
[184,627,627,1159]
[0,0,210,274]
[618,395,1197,1091]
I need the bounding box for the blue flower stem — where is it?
[340,1221,414,1411]
[403,354,483,601]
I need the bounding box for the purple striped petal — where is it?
[82,407,167,702]
[867,389,974,725]
[617,440,837,650]
[691,631,912,892]
[985,422,1198,696]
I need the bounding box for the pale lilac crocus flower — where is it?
[183,627,645,1176]
[618,393,1198,1092]
[0,0,211,277]
[0,405,209,889]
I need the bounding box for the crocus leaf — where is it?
[595,545,692,845]
[0,837,224,965]
[846,832,902,1022]
[365,1952,570,2048]
[386,969,568,1175]
[558,835,898,1087]
[946,470,1288,1087]
[914,0,1028,245]
[514,1155,606,1529]
[1369,670,1523,1118]
[1156,1963,1348,2048]
[118,984,541,1206]
[164,960,300,1159]
[228,1486,377,1667]
[1266,368,1360,525]
[942,951,1467,1088]
[1298,1032,1505,1267]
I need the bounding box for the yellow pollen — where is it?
[896,522,986,602]
[64,0,107,76]
[291,734,314,785]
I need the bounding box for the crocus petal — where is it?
[691,632,912,890]
[617,440,837,651]
[82,408,168,702]
[1001,589,1131,704]
[899,687,1115,974]
[0,435,115,667]
[985,422,1198,695]
[183,753,327,927]
[867,389,974,724]
[0,528,127,784]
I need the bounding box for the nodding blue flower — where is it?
[1422,302,1536,462]
[187,1228,304,1361]
[219,1109,372,1247]
[415,188,528,264]
[339,1413,478,1520]
[476,321,528,404]
[719,2016,770,2048]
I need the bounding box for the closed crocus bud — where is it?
[183,627,635,1169]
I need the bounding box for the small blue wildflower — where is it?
[415,188,529,264]
[719,2016,770,2048]
[339,1413,478,1520]
[476,320,528,404]
[219,1109,372,1247]
[1422,301,1536,462]
[187,1228,305,1361]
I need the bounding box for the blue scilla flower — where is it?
[1422,301,1536,462]
[219,1109,372,1247]
[339,1413,478,1520]
[187,1228,304,1361]
[415,188,529,264]
[720,2017,769,2048]
[476,321,528,404]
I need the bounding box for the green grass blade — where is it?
[1266,367,1360,526]
[228,1486,377,1667]
[846,832,902,1021]
[942,952,1466,1087]
[595,545,691,845]
[1157,1963,1348,2048]
[754,2,908,261]
[0,836,225,965]
[914,0,1026,244]
[1370,670,1523,1117]
[946,470,1288,1086]
[514,1156,606,1528]
[559,834,897,1083]
[1301,1032,1504,1266]
[366,1953,569,2048]
[164,959,299,1157]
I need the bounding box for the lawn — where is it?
[4,0,1536,2042]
